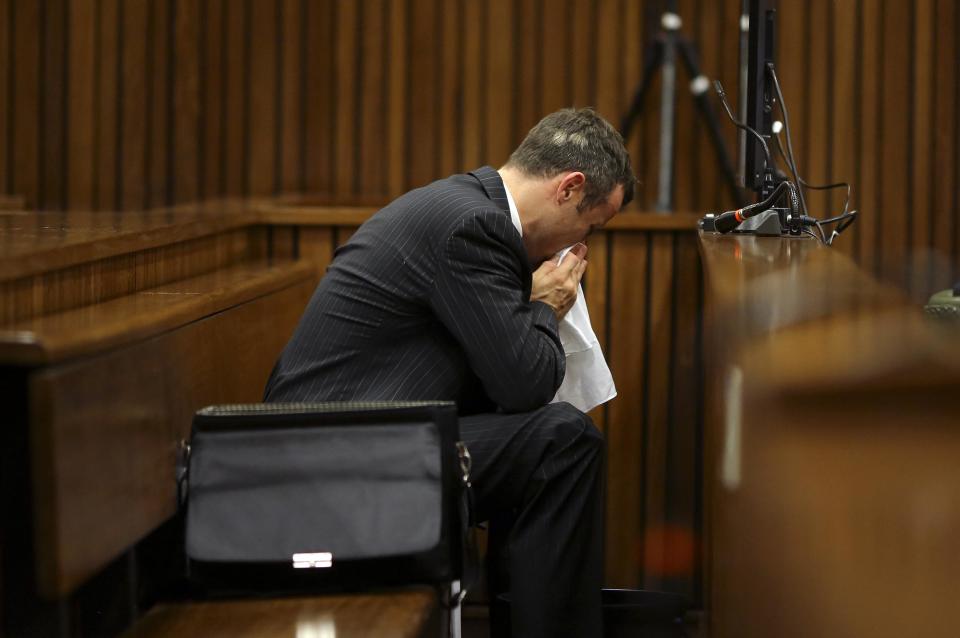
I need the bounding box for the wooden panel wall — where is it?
[2,0,956,295]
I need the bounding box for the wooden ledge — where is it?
[255,200,703,232]
[125,589,438,638]
[0,200,260,282]
[0,259,315,366]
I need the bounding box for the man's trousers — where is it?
[460,402,606,638]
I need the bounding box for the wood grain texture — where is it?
[605,231,649,589]
[119,0,148,210]
[0,0,8,196]
[2,259,313,365]
[125,589,438,638]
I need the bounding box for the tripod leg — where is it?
[676,36,745,204]
[620,38,664,142]
[656,27,678,211]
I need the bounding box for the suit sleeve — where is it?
[428,210,565,413]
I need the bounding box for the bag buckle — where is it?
[456,441,472,488]
[175,439,191,506]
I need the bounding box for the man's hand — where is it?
[530,243,587,320]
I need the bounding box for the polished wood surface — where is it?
[126,589,438,638]
[4,0,957,299]
[2,259,313,365]
[699,230,960,638]
[0,201,259,281]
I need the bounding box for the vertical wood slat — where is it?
[484,0,512,168]
[172,0,200,203]
[830,0,859,258]
[856,0,881,274]
[147,0,171,207]
[277,0,301,194]
[12,0,40,208]
[41,0,67,210]
[120,0,148,210]
[334,0,357,197]
[639,4,661,211]
[777,0,807,212]
[932,0,957,281]
[514,0,540,144]
[878,0,912,288]
[66,0,97,209]
[620,0,643,194]
[95,0,119,211]
[303,0,335,196]
[538,0,566,116]
[406,0,442,188]
[909,0,935,296]
[805,0,830,221]
[605,231,649,589]
[641,233,674,591]
[437,0,461,179]
[356,0,386,197]
[459,0,483,170]
[385,0,406,197]
[594,0,623,123]
[569,0,593,108]
[0,0,8,194]
[247,0,276,197]
[200,0,223,199]
[221,0,246,198]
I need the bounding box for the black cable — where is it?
[714,80,772,177]
[773,133,852,217]
[767,64,808,216]
[767,70,860,246]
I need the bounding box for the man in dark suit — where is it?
[265,108,635,637]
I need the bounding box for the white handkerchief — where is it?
[550,247,617,413]
[499,176,616,413]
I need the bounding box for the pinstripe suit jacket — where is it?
[264,167,566,413]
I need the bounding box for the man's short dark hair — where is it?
[505,108,636,211]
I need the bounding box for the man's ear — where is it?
[556,171,586,204]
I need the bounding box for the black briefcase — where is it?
[180,401,469,594]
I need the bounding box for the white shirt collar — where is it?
[499,173,523,237]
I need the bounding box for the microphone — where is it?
[712,181,795,234]
[713,208,751,233]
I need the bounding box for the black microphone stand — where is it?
[620,0,744,211]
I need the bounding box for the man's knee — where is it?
[540,401,605,451]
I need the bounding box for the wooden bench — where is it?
[0,204,441,637]
[125,589,439,638]
[699,232,960,638]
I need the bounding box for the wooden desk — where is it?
[699,232,960,638]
